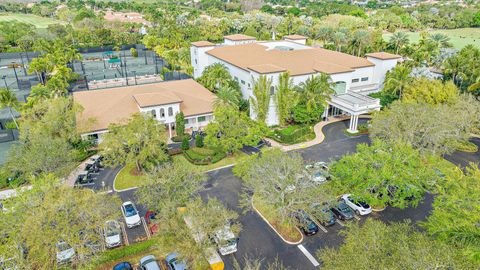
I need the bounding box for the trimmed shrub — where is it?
[195,134,204,148]
[181,137,190,150]
[269,125,315,144]
[183,147,226,165]
[171,134,191,142]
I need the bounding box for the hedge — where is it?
[90,238,157,267]
[183,147,226,165]
[269,125,314,144]
[171,134,191,142]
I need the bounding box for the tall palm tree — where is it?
[298,73,335,113]
[250,75,272,123]
[383,65,413,99]
[428,33,451,49]
[213,86,241,109]
[332,32,347,52]
[0,88,20,129]
[197,63,232,92]
[388,32,409,54]
[274,72,297,126]
[351,30,370,56]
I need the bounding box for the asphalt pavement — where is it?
[88,120,480,269]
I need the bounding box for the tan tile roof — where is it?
[365,52,401,60]
[224,34,256,41]
[74,79,215,133]
[248,64,287,74]
[206,43,373,76]
[283,34,307,40]
[191,41,215,47]
[133,92,182,107]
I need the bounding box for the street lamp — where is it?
[2,75,8,89]
[11,62,19,88]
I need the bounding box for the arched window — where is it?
[270,86,275,96]
[168,107,173,116]
[151,109,157,118]
[160,108,165,118]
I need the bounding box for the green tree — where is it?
[382,64,413,99]
[213,85,241,109]
[370,95,480,155]
[330,140,441,209]
[423,166,480,264]
[297,73,334,113]
[319,219,474,269]
[233,148,334,225]
[0,88,20,129]
[388,32,409,54]
[195,134,204,148]
[402,78,459,105]
[197,63,233,92]
[0,174,121,269]
[100,113,169,172]
[250,75,272,123]
[181,136,190,150]
[274,72,297,126]
[204,105,266,154]
[175,111,185,137]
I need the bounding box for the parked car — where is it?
[305,161,329,171]
[139,255,162,270]
[91,155,104,168]
[341,194,372,216]
[56,241,75,265]
[113,262,133,270]
[293,210,319,236]
[121,201,141,228]
[75,171,94,187]
[311,204,335,226]
[166,252,187,270]
[104,220,122,248]
[331,201,355,220]
[213,225,238,255]
[85,160,99,173]
[311,171,328,184]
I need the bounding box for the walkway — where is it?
[265,115,371,152]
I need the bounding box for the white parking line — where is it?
[120,222,129,246]
[336,219,345,227]
[142,217,151,239]
[298,244,320,267]
[310,217,328,233]
[354,215,361,221]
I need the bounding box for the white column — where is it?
[325,104,329,121]
[168,122,172,138]
[348,114,359,133]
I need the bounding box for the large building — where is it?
[191,34,401,132]
[74,79,215,143]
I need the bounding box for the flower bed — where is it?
[269,124,315,145]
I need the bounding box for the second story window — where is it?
[151,109,157,118]
[168,107,173,116]
[352,78,359,83]
[270,86,275,96]
[361,77,368,82]
[241,80,245,85]
[160,108,165,118]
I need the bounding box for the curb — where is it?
[371,207,386,212]
[251,199,303,245]
[205,164,235,173]
[112,165,139,193]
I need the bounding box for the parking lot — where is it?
[83,120,479,269]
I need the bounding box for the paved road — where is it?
[444,137,480,169]
[90,120,479,269]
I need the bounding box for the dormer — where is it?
[283,34,307,45]
[223,34,256,46]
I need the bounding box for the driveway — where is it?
[444,137,480,169]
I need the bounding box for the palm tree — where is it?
[351,30,370,56]
[332,32,347,52]
[274,72,297,126]
[197,63,232,92]
[298,73,335,113]
[428,33,451,49]
[0,88,20,129]
[250,75,272,123]
[389,32,409,54]
[213,86,241,109]
[383,65,413,99]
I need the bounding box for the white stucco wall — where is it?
[191,45,215,78]
[224,39,256,46]
[139,103,181,124]
[366,57,399,89]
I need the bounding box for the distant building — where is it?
[103,11,151,27]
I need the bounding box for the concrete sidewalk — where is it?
[266,115,371,151]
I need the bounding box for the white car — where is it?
[311,171,328,184]
[214,225,238,256]
[305,161,329,171]
[341,194,372,216]
[104,220,122,248]
[56,241,75,265]
[121,201,141,228]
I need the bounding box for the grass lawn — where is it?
[114,163,147,191]
[114,151,247,190]
[0,13,64,28]
[253,195,303,243]
[269,124,316,145]
[383,28,480,49]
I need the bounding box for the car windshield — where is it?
[314,172,323,177]
[357,201,370,208]
[124,204,137,217]
[106,225,120,237]
[339,203,351,212]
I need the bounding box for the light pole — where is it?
[11,62,19,88]
[2,75,8,89]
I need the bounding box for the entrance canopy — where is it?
[328,92,380,115]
